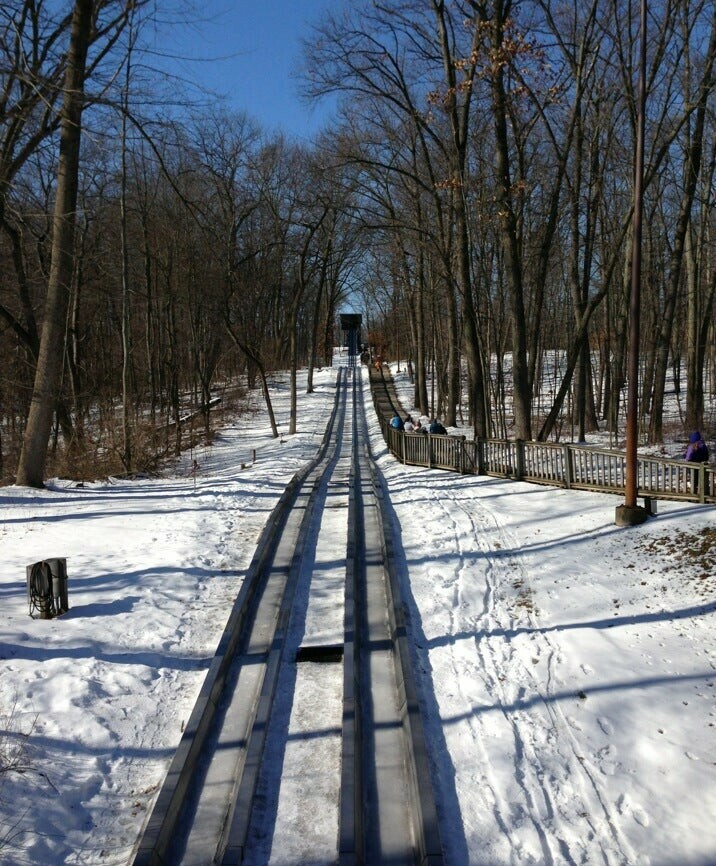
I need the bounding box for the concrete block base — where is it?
[614,504,650,526]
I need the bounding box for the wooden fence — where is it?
[376,411,715,507]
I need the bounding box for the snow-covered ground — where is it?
[1,361,714,866]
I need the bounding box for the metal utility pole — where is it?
[616,0,650,526]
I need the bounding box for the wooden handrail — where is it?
[371,390,714,506]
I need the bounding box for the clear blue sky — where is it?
[153,1,338,141]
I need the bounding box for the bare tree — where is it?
[15,0,95,487]
[15,0,150,486]
[648,2,716,442]
[0,4,73,366]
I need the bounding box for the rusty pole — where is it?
[618,0,649,524]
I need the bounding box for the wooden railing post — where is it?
[515,440,525,480]
[564,444,573,489]
[456,437,464,474]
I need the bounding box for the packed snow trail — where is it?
[420,482,639,864]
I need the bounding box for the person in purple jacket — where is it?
[685,431,709,494]
[685,431,709,463]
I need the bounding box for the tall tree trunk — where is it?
[142,217,157,424]
[288,289,303,436]
[324,280,339,367]
[307,242,330,394]
[413,255,430,416]
[120,17,134,473]
[490,3,531,440]
[606,254,631,434]
[685,132,716,431]
[445,279,460,427]
[16,0,92,487]
[686,244,716,431]
[432,0,488,437]
[648,13,716,442]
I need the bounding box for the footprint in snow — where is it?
[598,716,614,736]
[617,793,650,827]
[598,743,618,776]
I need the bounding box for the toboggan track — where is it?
[131,366,445,866]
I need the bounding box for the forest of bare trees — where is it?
[1,0,715,486]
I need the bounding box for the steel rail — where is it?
[132,369,347,866]
[339,370,444,866]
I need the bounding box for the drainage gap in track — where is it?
[295,643,344,663]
